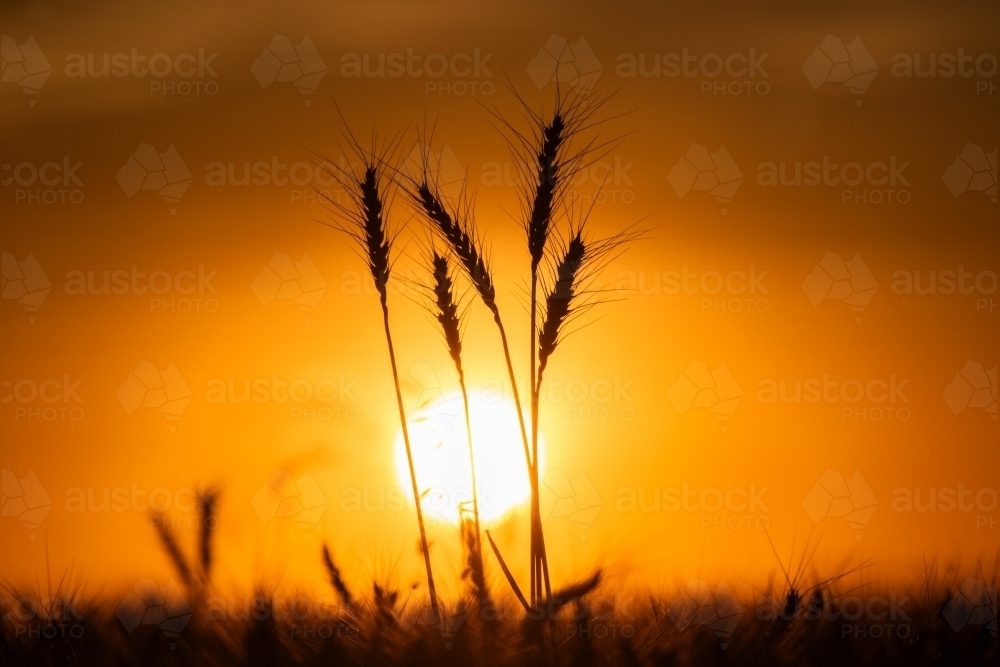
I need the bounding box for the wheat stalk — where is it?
[400,127,548,606]
[525,107,570,609]
[536,224,643,394]
[428,250,488,603]
[461,515,488,606]
[408,94,627,610]
[536,233,585,383]
[503,90,610,606]
[411,183,532,465]
[153,515,194,591]
[320,130,440,621]
[198,490,216,587]
[322,544,357,615]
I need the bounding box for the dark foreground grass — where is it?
[2,491,997,666]
[2,573,995,666]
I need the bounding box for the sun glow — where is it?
[393,389,543,525]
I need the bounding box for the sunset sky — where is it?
[2,0,997,602]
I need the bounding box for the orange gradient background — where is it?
[1,0,997,600]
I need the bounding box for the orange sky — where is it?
[1,0,997,599]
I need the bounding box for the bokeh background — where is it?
[2,0,997,600]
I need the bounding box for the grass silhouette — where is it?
[2,505,996,667]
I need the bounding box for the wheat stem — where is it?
[411,184,534,492]
[381,302,439,620]
[430,252,487,601]
[527,109,566,608]
[336,160,440,621]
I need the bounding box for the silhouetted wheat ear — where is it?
[153,518,194,590]
[431,252,463,375]
[361,166,391,300]
[537,233,586,379]
[528,113,565,271]
[199,491,216,581]
[549,570,601,611]
[460,516,487,603]
[322,544,356,614]
[413,180,532,470]
[373,582,402,628]
[417,184,497,314]
[343,153,439,619]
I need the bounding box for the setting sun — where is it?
[393,389,543,525]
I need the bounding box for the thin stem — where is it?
[494,310,544,608]
[530,271,538,607]
[495,309,543,607]
[530,271,552,607]
[381,300,439,620]
[409,177,537,607]
[493,314,532,478]
[458,371,483,573]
